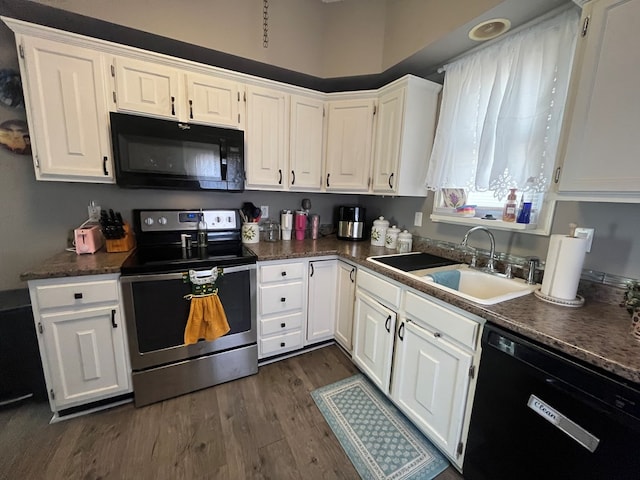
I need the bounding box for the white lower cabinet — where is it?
[257,260,307,359]
[258,257,342,359]
[28,274,131,417]
[334,261,356,352]
[352,291,396,393]
[306,260,338,344]
[353,267,482,471]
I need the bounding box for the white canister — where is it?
[385,225,401,250]
[370,216,389,247]
[397,230,413,253]
[241,222,259,244]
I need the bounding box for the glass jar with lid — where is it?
[262,219,280,242]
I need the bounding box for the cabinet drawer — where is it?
[35,280,119,310]
[261,312,303,336]
[357,269,401,309]
[404,291,479,350]
[259,282,304,316]
[260,330,303,357]
[260,262,305,283]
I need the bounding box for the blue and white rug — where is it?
[311,374,449,480]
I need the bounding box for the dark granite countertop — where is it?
[20,237,640,385]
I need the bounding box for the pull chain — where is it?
[263,0,269,48]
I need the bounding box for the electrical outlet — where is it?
[260,205,269,219]
[414,212,423,227]
[574,227,595,252]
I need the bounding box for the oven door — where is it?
[121,264,256,371]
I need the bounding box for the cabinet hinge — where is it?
[112,91,117,103]
[18,44,24,59]
[110,64,115,77]
[469,364,475,379]
[457,441,464,456]
[581,15,590,37]
[554,166,561,183]
[49,388,55,400]
[34,155,40,169]
[37,322,43,334]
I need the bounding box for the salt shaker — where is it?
[397,230,413,253]
[371,216,389,247]
[385,225,401,250]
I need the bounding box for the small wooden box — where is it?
[105,223,136,253]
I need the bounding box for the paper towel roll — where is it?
[541,234,588,300]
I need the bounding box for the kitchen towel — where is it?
[183,268,230,345]
[427,270,461,290]
[540,234,588,300]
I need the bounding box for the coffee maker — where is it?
[337,205,366,241]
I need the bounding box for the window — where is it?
[426,8,579,232]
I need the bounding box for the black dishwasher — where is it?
[464,323,640,480]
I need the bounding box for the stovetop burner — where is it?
[121,208,257,275]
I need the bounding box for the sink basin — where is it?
[416,265,537,305]
[366,252,536,305]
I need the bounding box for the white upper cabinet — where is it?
[325,97,375,192]
[556,0,640,199]
[244,85,289,189]
[113,56,180,119]
[372,76,441,196]
[18,35,113,183]
[185,72,244,129]
[289,94,325,191]
[113,57,244,129]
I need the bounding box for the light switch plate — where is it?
[414,212,423,227]
[574,227,595,252]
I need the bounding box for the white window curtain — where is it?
[425,8,580,200]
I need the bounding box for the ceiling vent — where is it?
[468,18,512,41]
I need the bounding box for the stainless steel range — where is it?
[120,209,257,407]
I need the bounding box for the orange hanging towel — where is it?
[182,267,230,345]
[184,294,230,345]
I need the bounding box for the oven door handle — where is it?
[120,264,256,283]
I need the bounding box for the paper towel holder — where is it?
[534,288,585,307]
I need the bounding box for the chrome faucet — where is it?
[461,226,496,271]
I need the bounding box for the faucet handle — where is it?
[526,257,540,284]
[504,263,513,279]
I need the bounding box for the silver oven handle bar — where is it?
[120,263,256,284]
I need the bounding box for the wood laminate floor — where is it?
[0,345,464,480]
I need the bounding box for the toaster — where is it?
[74,225,104,254]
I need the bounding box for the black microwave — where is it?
[110,112,245,191]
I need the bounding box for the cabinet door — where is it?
[334,262,356,352]
[20,36,113,182]
[186,72,243,128]
[391,320,472,459]
[558,0,640,195]
[352,291,396,393]
[245,85,288,189]
[325,98,375,192]
[40,306,129,409]
[289,95,324,190]
[306,260,338,345]
[372,87,404,193]
[114,56,180,119]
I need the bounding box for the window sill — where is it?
[429,214,549,235]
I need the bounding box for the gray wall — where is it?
[1,7,639,292]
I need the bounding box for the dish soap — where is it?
[502,189,517,222]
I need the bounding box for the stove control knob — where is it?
[158,216,167,225]
[144,217,154,226]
